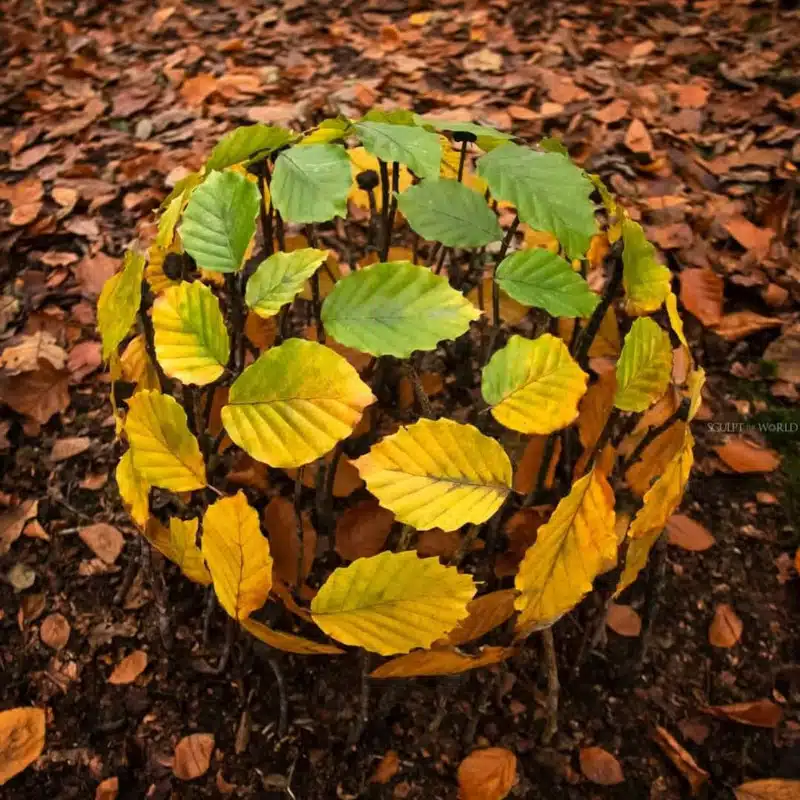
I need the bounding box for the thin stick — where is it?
[378,160,391,261]
[212,616,236,674]
[523,434,556,507]
[143,543,173,651]
[573,239,624,368]
[267,657,289,738]
[408,363,434,418]
[452,524,481,566]
[114,534,142,605]
[541,627,559,744]
[457,139,469,182]
[293,468,305,589]
[491,215,520,329]
[347,651,372,747]
[635,534,668,670]
[318,442,343,540]
[202,585,216,648]
[379,161,399,262]
[585,408,621,469]
[258,165,274,258]
[139,282,169,390]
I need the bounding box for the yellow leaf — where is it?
[145,242,180,295]
[439,135,487,193]
[515,469,616,633]
[621,218,671,315]
[441,589,518,647]
[625,421,687,496]
[222,339,375,468]
[155,192,187,250]
[348,146,412,211]
[481,334,588,435]
[353,418,512,531]
[120,335,160,391]
[628,431,694,540]
[152,281,230,385]
[687,367,705,421]
[116,449,150,527]
[125,390,206,491]
[0,707,46,786]
[202,492,272,620]
[241,617,344,655]
[370,645,515,678]
[591,306,621,357]
[98,250,145,360]
[168,517,211,585]
[666,292,688,349]
[310,550,476,655]
[522,226,560,252]
[614,318,673,412]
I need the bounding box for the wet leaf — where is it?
[173,733,214,781]
[108,650,148,685]
[457,747,517,800]
[579,746,625,785]
[708,603,743,648]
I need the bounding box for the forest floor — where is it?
[1,0,799,798]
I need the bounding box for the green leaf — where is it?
[270,143,351,223]
[98,250,145,360]
[396,179,502,248]
[206,124,296,172]
[477,142,596,258]
[354,121,442,180]
[538,136,568,156]
[245,248,328,318]
[614,318,673,412]
[495,248,600,318]
[621,218,671,315]
[363,109,416,126]
[414,116,513,151]
[321,261,481,358]
[180,170,260,273]
[155,193,184,249]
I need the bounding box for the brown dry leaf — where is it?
[180,74,218,106]
[46,97,105,140]
[0,360,71,423]
[712,311,782,342]
[714,440,780,473]
[679,268,724,327]
[463,48,503,73]
[624,119,653,154]
[457,747,517,800]
[0,707,46,785]
[593,98,630,124]
[0,331,67,374]
[579,746,625,786]
[78,523,125,564]
[735,778,800,799]
[666,515,715,551]
[67,341,103,382]
[370,750,401,784]
[650,725,709,795]
[287,452,363,497]
[0,499,38,556]
[108,650,148,685]
[701,699,783,729]
[495,508,544,578]
[75,252,120,298]
[371,647,515,679]
[606,603,642,637]
[416,528,463,560]
[40,612,70,650]
[709,603,743,648]
[335,499,394,561]
[674,84,710,108]
[18,593,46,628]
[513,435,560,494]
[398,371,444,411]
[264,496,316,586]
[95,776,119,800]
[173,733,214,780]
[442,590,517,647]
[50,436,91,463]
[724,216,774,255]
[763,332,800,384]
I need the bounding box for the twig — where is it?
[114,534,142,605]
[378,160,391,261]
[267,656,289,738]
[585,408,622,470]
[293,467,305,589]
[491,214,520,329]
[457,139,469,182]
[634,534,668,670]
[143,543,173,651]
[452,524,481,566]
[318,442,343,540]
[307,224,325,343]
[139,281,169,391]
[395,524,415,552]
[407,362,434,418]
[257,163,274,259]
[522,434,556,507]
[211,616,236,675]
[541,627,559,744]
[347,651,372,747]
[379,161,399,262]
[573,239,624,369]
[202,585,216,648]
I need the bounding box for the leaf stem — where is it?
[378,160,391,261]
[457,139,468,182]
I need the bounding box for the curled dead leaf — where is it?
[701,699,783,729]
[173,733,214,780]
[108,650,148,685]
[335,499,394,561]
[650,725,709,795]
[457,747,517,800]
[40,613,70,650]
[709,603,743,648]
[579,746,625,786]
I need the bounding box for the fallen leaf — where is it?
[593,98,629,124]
[712,311,782,342]
[50,437,91,463]
[763,332,800,384]
[714,440,780,473]
[416,528,463,560]
[679,268,724,326]
[173,733,214,780]
[735,778,800,799]
[264,496,316,586]
[67,341,103,382]
[579,746,625,786]
[724,215,774,255]
[674,84,709,109]
[650,725,709,795]
[180,74,218,106]
[606,603,642,637]
[0,360,71,423]
[108,650,148,685]
[40,612,70,650]
[463,48,503,73]
[0,707,46,785]
[0,499,38,556]
[75,252,120,298]
[0,331,67,374]
[457,747,517,800]
[666,515,715,551]
[701,699,783,728]
[335,499,394,561]
[7,562,36,591]
[78,523,125,564]
[708,603,743,648]
[46,97,105,140]
[625,119,653,154]
[370,750,400,784]
[95,776,119,800]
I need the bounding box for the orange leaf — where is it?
[624,119,653,154]
[95,776,119,800]
[714,439,780,473]
[457,747,517,800]
[606,603,641,637]
[734,778,800,799]
[679,268,723,327]
[579,746,625,786]
[264,496,316,586]
[711,311,781,342]
[335,499,394,561]
[40,612,70,650]
[708,603,743,648]
[78,523,124,564]
[441,590,517,647]
[0,707,46,785]
[173,733,214,781]
[241,618,343,655]
[701,699,783,729]
[650,725,709,795]
[724,215,774,255]
[666,514,715,551]
[108,650,148,685]
[370,750,400,784]
[370,646,515,679]
[180,74,218,106]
